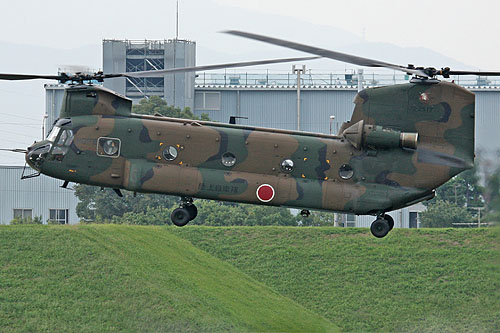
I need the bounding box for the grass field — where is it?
[1,225,498,332]
[173,227,500,332]
[0,225,336,332]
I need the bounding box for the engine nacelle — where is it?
[342,120,418,150]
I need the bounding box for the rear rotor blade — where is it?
[121,56,320,78]
[447,70,500,76]
[222,30,429,77]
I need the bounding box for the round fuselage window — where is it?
[163,146,178,161]
[221,152,236,167]
[339,164,354,180]
[280,159,294,173]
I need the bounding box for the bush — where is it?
[10,216,43,225]
[112,207,172,225]
[420,201,473,228]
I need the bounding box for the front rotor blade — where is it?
[0,148,27,153]
[0,73,62,81]
[223,30,429,77]
[122,56,320,78]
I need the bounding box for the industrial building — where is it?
[15,38,500,227]
[0,166,79,224]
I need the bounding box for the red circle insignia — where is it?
[419,92,430,104]
[256,184,275,202]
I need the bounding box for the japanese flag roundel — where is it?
[256,184,275,202]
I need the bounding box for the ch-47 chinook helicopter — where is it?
[2,31,498,238]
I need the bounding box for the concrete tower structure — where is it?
[102,39,196,110]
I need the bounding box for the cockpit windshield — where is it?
[46,126,61,142]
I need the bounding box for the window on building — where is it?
[346,214,356,227]
[13,209,33,220]
[194,92,221,111]
[49,209,69,224]
[409,212,418,228]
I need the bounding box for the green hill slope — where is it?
[173,227,500,332]
[0,225,337,332]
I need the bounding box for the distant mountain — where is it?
[0,5,475,165]
[0,41,101,73]
[182,1,473,71]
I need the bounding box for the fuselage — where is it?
[26,82,474,216]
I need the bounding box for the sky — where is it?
[1,0,498,68]
[0,0,499,165]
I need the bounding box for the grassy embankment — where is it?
[1,224,498,332]
[0,225,337,332]
[173,226,500,332]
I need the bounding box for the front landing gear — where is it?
[171,197,197,227]
[370,214,393,238]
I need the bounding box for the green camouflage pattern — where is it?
[27,81,475,216]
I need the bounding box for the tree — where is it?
[420,201,473,228]
[485,167,500,210]
[133,95,209,121]
[484,166,500,224]
[111,206,172,225]
[244,205,298,226]
[75,186,177,221]
[426,166,484,208]
[299,210,336,226]
[189,201,298,226]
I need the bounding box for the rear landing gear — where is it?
[300,209,311,218]
[370,214,393,238]
[171,197,197,227]
[385,214,394,231]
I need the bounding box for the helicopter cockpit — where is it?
[50,127,74,160]
[26,119,74,170]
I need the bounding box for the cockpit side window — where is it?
[57,130,68,145]
[56,130,74,146]
[50,129,74,161]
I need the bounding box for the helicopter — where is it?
[2,31,498,238]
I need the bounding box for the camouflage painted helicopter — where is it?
[1,31,497,237]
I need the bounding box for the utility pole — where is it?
[469,207,485,228]
[172,0,179,107]
[329,115,335,135]
[454,183,458,204]
[357,69,364,92]
[176,0,179,40]
[292,65,305,131]
[42,113,48,139]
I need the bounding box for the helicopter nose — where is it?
[26,143,51,171]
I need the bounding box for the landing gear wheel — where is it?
[171,207,191,227]
[300,209,311,218]
[370,218,390,238]
[186,204,198,220]
[384,214,394,231]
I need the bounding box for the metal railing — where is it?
[194,70,500,88]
